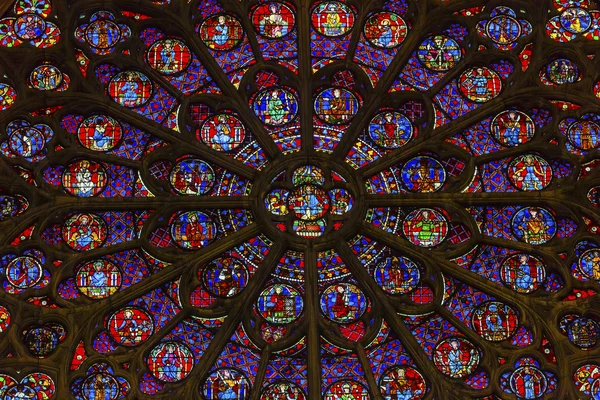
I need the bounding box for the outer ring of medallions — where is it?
[251,153,366,251]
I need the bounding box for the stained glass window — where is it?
[0,0,598,398]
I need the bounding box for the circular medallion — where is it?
[21,372,55,398]
[202,257,248,297]
[77,115,123,152]
[292,165,325,185]
[401,156,446,193]
[511,207,556,245]
[573,364,600,393]
[0,305,10,332]
[314,87,359,125]
[471,301,519,341]
[288,185,330,221]
[0,83,17,110]
[199,114,246,152]
[485,15,522,44]
[251,3,295,39]
[500,253,546,293]
[324,380,370,400]
[23,325,59,357]
[402,208,448,247]
[76,259,122,299]
[508,154,552,191]
[0,195,18,219]
[261,162,352,241]
[364,12,407,49]
[199,15,244,51]
[579,249,600,280]
[546,59,579,85]
[170,211,217,249]
[62,213,107,251]
[368,111,413,148]
[417,35,461,71]
[311,1,355,37]
[146,38,192,75]
[261,382,306,400]
[459,67,502,103]
[509,365,547,399]
[107,307,154,346]
[491,110,535,147]
[320,283,367,323]
[592,378,600,397]
[252,88,298,126]
[265,189,289,216]
[147,341,195,382]
[379,366,426,399]
[203,368,250,400]
[170,159,215,195]
[81,373,120,400]
[257,284,303,324]
[85,19,121,50]
[560,7,592,33]
[107,71,153,108]
[433,337,480,378]
[8,126,45,157]
[567,120,600,150]
[589,186,600,207]
[14,13,45,40]
[373,256,420,295]
[0,375,17,395]
[30,64,62,91]
[567,317,600,348]
[62,160,107,197]
[5,385,37,399]
[0,372,15,387]
[329,188,353,215]
[6,256,42,289]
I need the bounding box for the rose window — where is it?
[0,0,598,399]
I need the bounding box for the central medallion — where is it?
[263,164,355,239]
[288,185,330,220]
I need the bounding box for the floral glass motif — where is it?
[0,0,597,399]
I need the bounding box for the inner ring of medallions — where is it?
[251,154,364,246]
